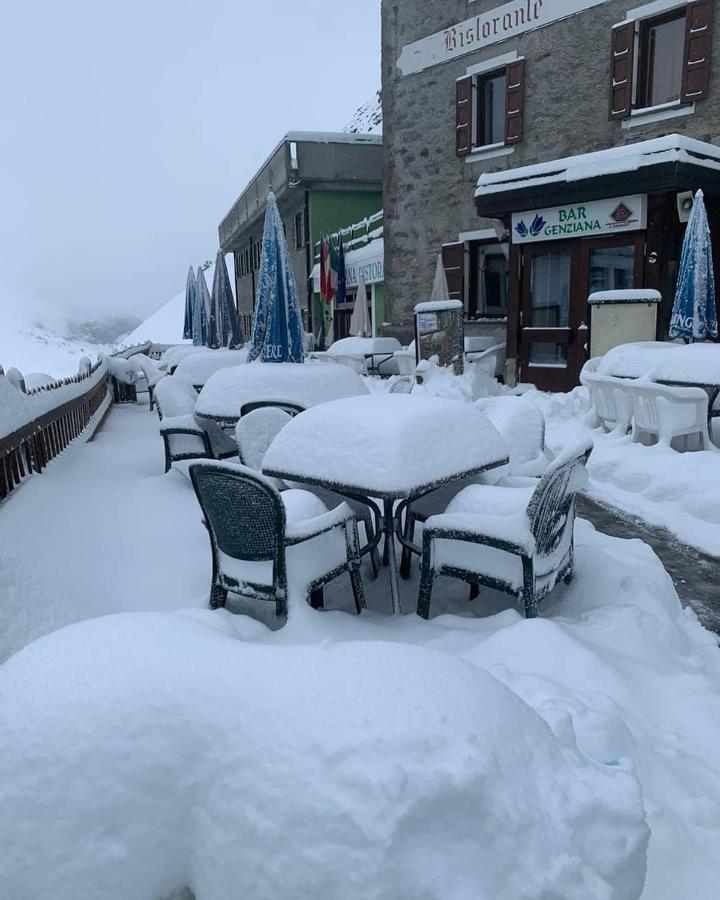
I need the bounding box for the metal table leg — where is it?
[382,498,402,614]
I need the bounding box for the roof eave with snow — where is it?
[474,134,720,217]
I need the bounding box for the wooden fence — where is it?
[0,360,109,502]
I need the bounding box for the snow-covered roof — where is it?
[475,134,720,197]
[344,92,383,136]
[283,131,382,147]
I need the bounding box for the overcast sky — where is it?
[0,0,380,327]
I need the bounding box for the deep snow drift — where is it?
[0,617,648,900]
[2,401,720,899]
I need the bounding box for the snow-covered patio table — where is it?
[194,361,369,430]
[597,341,720,428]
[263,394,509,614]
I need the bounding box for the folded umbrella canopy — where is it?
[669,189,718,341]
[431,253,451,302]
[183,266,195,340]
[248,192,305,363]
[349,272,372,337]
[211,251,244,349]
[196,265,211,347]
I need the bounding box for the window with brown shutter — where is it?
[456,76,473,156]
[441,242,466,304]
[682,0,714,101]
[609,21,635,119]
[505,60,525,145]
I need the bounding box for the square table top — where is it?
[262,394,509,500]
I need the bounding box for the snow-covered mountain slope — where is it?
[0,287,108,380]
[344,91,382,135]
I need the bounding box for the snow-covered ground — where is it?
[1,398,720,899]
[537,387,720,556]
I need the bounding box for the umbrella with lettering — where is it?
[247,192,305,363]
[669,190,718,341]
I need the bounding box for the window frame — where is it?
[475,68,507,149]
[635,6,688,109]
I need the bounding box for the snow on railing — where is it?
[314,209,384,262]
[0,358,110,502]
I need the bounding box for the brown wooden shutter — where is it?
[609,21,635,119]
[441,243,465,303]
[505,60,525,145]
[682,0,714,102]
[456,76,473,156]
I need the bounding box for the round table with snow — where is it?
[262,394,508,614]
[194,361,370,429]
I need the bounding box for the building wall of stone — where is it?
[381,0,720,337]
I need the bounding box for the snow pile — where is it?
[537,387,720,555]
[264,394,507,495]
[196,361,369,419]
[0,613,648,900]
[413,356,514,403]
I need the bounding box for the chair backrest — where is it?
[627,381,707,435]
[235,408,292,470]
[332,354,368,376]
[526,441,592,556]
[475,395,546,470]
[389,375,414,394]
[582,372,632,429]
[393,351,417,377]
[154,376,199,419]
[239,400,305,418]
[190,463,286,567]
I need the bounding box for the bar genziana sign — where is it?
[397,0,611,76]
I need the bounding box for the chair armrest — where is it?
[285,501,355,544]
[424,511,534,555]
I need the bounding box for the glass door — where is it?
[520,242,579,392]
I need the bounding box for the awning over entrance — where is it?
[474,134,720,217]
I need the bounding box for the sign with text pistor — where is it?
[511,196,647,244]
[397,0,611,77]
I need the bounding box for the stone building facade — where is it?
[382,0,718,388]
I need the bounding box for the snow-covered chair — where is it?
[400,394,551,578]
[416,440,592,620]
[580,370,632,435]
[331,354,368,376]
[465,343,506,380]
[134,354,165,413]
[236,407,381,577]
[189,461,366,616]
[154,377,214,473]
[626,381,714,450]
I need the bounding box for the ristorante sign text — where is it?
[397,0,610,77]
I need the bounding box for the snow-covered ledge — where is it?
[588,289,662,305]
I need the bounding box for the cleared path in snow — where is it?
[0,398,210,663]
[578,496,720,637]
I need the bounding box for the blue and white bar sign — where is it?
[511,196,647,244]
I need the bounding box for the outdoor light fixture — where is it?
[676,191,694,223]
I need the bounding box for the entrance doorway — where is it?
[519,235,641,391]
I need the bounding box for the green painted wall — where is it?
[309,189,383,342]
[308,190,382,247]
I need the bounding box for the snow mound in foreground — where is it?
[0,614,648,900]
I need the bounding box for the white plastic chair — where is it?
[465,343,506,379]
[580,371,633,435]
[627,382,714,450]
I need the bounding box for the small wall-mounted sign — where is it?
[511,195,647,244]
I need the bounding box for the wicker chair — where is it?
[416,440,592,620]
[235,408,381,578]
[190,461,366,617]
[155,377,215,473]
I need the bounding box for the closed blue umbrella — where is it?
[669,189,718,341]
[211,251,244,349]
[196,265,211,347]
[248,192,305,363]
[183,266,195,340]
